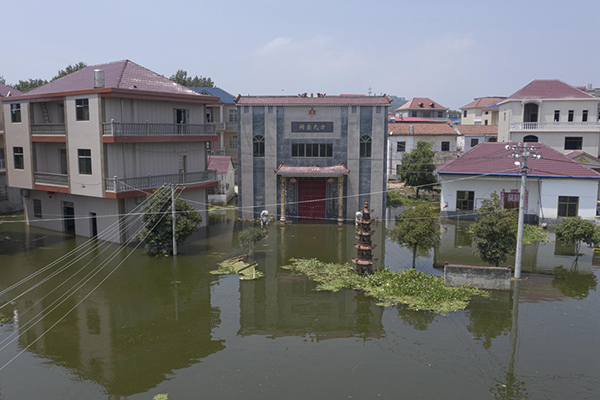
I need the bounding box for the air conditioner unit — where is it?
[20,189,30,198]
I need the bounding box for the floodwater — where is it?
[0,212,598,399]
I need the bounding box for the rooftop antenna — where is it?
[368,86,372,96]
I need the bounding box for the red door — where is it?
[298,180,326,219]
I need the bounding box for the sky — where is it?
[2,0,599,110]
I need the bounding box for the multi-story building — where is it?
[498,80,600,156]
[235,94,391,222]
[0,60,220,242]
[0,83,24,211]
[394,98,448,121]
[190,87,239,167]
[460,96,505,125]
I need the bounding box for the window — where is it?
[523,135,538,142]
[13,147,24,170]
[229,135,237,149]
[411,111,417,117]
[568,110,574,122]
[441,141,450,151]
[397,141,406,152]
[360,136,372,158]
[456,191,475,211]
[470,138,479,147]
[488,137,497,142]
[228,109,238,123]
[10,104,21,123]
[554,110,560,122]
[291,143,333,158]
[564,137,582,150]
[438,111,444,118]
[33,199,42,218]
[484,120,488,126]
[351,106,357,114]
[583,110,588,122]
[423,111,431,118]
[268,106,274,114]
[463,110,467,118]
[253,135,264,157]
[78,149,92,174]
[484,111,489,115]
[558,196,578,217]
[75,99,90,121]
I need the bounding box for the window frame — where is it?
[441,141,450,151]
[291,143,333,158]
[75,99,90,121]
[10,104,21,123]
[229,135,238,149]
[557,196,578,218]
[33,199,42,218]
[554,110,560,122]
[582,110,588,122]
[78,149,92,175]
[470,138,479,147]
[456,191,475,211]
[228,109,238,123]
[463,110,467,118]
[523,135,539,142]
[568,110,574,122]
[397,141,406,152]
[253,135,265,157]
[360,135,372,158]
[564,136,583,150]
[13,146,24,170]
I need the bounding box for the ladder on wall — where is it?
[40,102,50,123]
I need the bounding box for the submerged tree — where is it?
[170,70,215,87]
[135,185,202,255]
[471,192,518,267]
[391,201,441,268]
[238,227,266,257]
[555,217,596,258]
[397,140,438,198]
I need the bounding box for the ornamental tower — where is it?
[352,201,377,275]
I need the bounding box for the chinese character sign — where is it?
[291,122,334,132]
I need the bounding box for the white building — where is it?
[498,80,600,157]
[394,98,448,121]
[0,60,220,242]
[0,83,24,211]
[460,96,505,125]
[437,142,600,223]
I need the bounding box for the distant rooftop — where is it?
[189,87,235,104]
[0,83,23,97]
[395,97,447,111]
[505,79,594,100]
[235,94,392,106]
[461,96,506,109]
[207,156,232,174]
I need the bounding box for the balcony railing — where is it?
[511,121,600,131]
[31,124,66,135]
[208,122,238,131]
[105,170,217,192]
[102,121,216,137]
[34,172,69,186]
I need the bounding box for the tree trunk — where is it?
[412,244,417,269]
[416,187,420,199]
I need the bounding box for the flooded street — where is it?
[0,211,598,399]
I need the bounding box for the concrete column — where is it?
[219,131,224,150]
[280,176,286,224]
[338,176,344,224]
[220,105,224,123]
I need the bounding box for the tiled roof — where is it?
[207,156,232,174]
[395,97,447,111]
[275,163,350,176]
[190,87,236,104]
[25,60,203,97]
[454,125,498,135]
[389,123,458,136]
[236,95,391,106]
[461,96,505,109]
[482,102,500,110]
[0,83,23,97]
[505,79,594,100]
[437,142,600,178]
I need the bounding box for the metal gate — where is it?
[298,179,326,219]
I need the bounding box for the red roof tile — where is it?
[454,125,498,135]
[506,80,594,100]
[275,163,350,176]
[236,95,391,106]
[389,122,458,136]
[0,83,23,97]
[395,97,447,111]
[461,96,506,109]
[25,60,203,97]
[437,142,600,178]
[207,156,232,174]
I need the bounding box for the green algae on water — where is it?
[280,258,488,314]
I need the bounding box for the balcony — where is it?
[209,122,238,131]
[31,123,66,135]
[510,121,600,131]
[105,170,217,195]
[103,122,216,136]
[34,172,69,191]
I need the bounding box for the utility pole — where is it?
[506,143,540,279]
[172,184,177,256]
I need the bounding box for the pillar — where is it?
[280,176,286,224]
[338,176,344,224]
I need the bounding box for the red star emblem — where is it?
[308,108,316,117]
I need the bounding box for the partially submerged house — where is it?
[437,142,600,223]
[207,156,235,204]
[0,83,24,212]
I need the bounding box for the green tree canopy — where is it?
[470,192,518,267]
[12,78,48,93]
[390,201,441,268]
[0,76,5,84]
[135,185,203,256]
[51,62,87,81]
[170,70,215,87]
[555,217,596,256]
[238,227,266,257]
[397,140,438,198]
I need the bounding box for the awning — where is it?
[275,163,350,177]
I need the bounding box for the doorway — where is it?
[90,212,98,238]
[298,179,326,219]
[63,201,75,234]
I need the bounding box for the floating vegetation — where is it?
[280,259,488,314]
[211,257,264,280]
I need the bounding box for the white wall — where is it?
[3,100,33,189]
